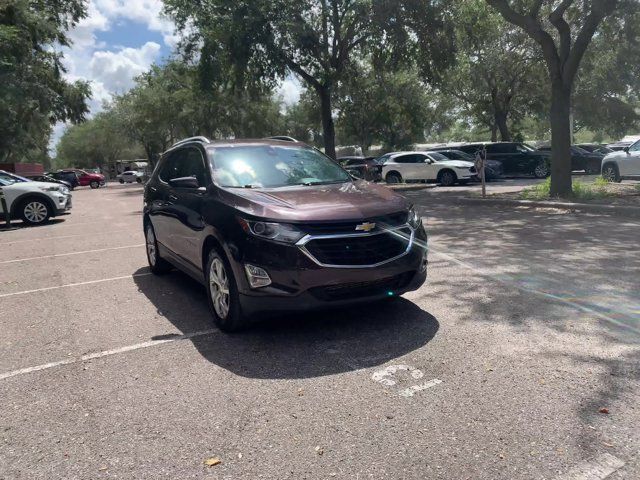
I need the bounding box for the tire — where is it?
[533,161,550,178]
[145,223,172,274]
[385,172,403,184]
[119,179,125,184]
[19,198,51,225]
[438,169,457,187]
[205,248,245,332]
[90,180,99,189]
[136,177,142,184]
[602,163,621,183]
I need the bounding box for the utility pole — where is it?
[0,187,10,227]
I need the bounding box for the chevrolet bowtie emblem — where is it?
[356,222,376,232]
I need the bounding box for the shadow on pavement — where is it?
[133,267,439,380]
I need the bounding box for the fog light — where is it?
[244,264,271,288]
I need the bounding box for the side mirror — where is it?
[624,147,630,154]
[168,176,200,189]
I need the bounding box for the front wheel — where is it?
[119,179,125,184]
[20,198,51,225]
[206,249,245,332]
[533,161,550,178]
[90,180,99,189]
[438,170,457,187]
[602,164,621,183]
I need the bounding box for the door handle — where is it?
[168,194,178,202]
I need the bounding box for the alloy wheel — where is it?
[534,163,549,178]
[146,227,157,266]
[440,172,455,186]
[603,167,617,182]
[209,258,230,319]
[24,201,48,223]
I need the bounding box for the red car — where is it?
[62,169,106,189]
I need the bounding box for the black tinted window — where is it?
[486,144,514,154]
[159,152,181,183]
[394,154,423,164]
[160,148,208,186]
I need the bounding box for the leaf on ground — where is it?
[599,408,610,414]
[204,457,221,467]
[315,446,324,455]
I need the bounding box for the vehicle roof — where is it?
[168,138,312,152]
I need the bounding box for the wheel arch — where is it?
[10,192,57,218]
[385,170,403,180]
[436,168,456,181]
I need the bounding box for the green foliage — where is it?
[0,0,91,162]
[521,177,613,201]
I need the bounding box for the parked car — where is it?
[26,174,73,189]
[337,156,382,182]
[48,170,79,190]
[143,137,428,331]
[381,151,476,186]
[457,142,550,178]
[602,139,640,182]
[536,145,603,174]
[117,170,146,184]
[0,170,72,225]
[63,169,106,189]
[576,144,614,155]
[607,141,633,152]
[426,148,504,180]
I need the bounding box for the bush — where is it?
[521,177,612,201]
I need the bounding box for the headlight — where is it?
[237,218,306,244]
[38,186,59,192]
[407,207,422,229]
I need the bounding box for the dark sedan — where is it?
[337,156,382,182]
[27,174,73,189]
[457,142,550,178]
[537,145,603,174]
[48,171,79,189]
[576,144,614,156]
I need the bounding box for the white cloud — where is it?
[277,76,303,106]
[90,42,161,93]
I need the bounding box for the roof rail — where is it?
[266,136,298,142]
[171,136,211,148]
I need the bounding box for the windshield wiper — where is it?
[300,180,347,186]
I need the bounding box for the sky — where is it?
[52,0,301,152]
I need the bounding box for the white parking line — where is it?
[554,453,625,479]
[0,230,141,246]
[0,272,153,298]
[0,244,144,264]
[0,329,217,381]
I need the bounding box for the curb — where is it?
[458,196,640,218]
[386,184,438,191]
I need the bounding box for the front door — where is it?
[620,140,640,177]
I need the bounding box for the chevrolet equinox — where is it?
[143,137,428,331]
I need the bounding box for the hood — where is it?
[219,180,411,222]
[23,181,66,190]
[435,160,474,168]
[604,151,627,160]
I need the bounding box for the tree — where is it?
[164,0,451,159]
[55,110,144,169]
[337,69,438,151]
[0,0,90,162]
[444,1,546,142]
[486,0,619,196]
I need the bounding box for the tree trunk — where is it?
[495,111,511,141]
[317,86,336,159]
[490,123,498,142]
[549,80,573,197]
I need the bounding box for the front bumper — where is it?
[53,192,73,215]
[230,225,428,317]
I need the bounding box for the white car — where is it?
[381,151,476,186]
[0,171,72,225]
[602,140,640,182]
[117,171,145,184]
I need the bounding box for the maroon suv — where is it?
[143,137,428,331]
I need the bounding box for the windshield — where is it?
[210,145,352,188]
[518,143,536,152]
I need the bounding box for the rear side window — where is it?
[394,154,421,164]
[159,148,208,186]
[158,152,180,183]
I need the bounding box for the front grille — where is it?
[303,227,412,266]
[310,273,413,301]
[299,212,408,235]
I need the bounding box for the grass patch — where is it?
[521,177,614,201]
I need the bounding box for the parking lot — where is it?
[1,184,639,479]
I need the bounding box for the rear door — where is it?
[392,154,423,180]
[148,151,181,253]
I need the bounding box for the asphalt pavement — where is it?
[0,183,638,479]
